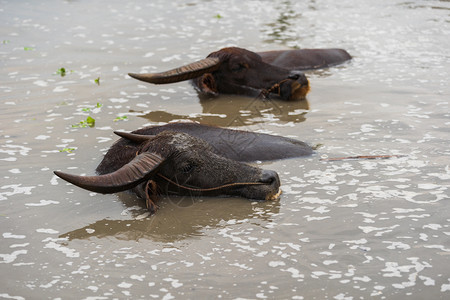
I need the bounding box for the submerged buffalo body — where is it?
[54,123,313,213]
[129,47,351,100]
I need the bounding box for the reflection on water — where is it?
[60,195,280,242]
[399,0,450,22]
[399,0,450,11]
[262,1,302,46]
[135,95,310,127]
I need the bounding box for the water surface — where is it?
[1,0,449,299]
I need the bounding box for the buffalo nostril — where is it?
[260,170,280,186]
[289,71,308,85]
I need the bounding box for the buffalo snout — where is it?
[260,169,280,187]
[288,71,308,85]
[279,73,310,101]
[255,169,281,201]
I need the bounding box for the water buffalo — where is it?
[54,123,313,213]
[129,47,351,101]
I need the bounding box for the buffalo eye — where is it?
[181,163,195,174]
[231,63,248,72]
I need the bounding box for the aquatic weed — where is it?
[55,67,74,77]
[59,147,76,153]
[72,116,95,128]
[113,116,128,122]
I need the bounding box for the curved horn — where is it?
[114,131,155,144]
[54,152,164,194]
[128,57,221,84]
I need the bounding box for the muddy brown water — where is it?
[1,0,449,299]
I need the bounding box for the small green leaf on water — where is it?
[55,68,73,77]
[24,46,34,51]
[86,116,95,127]
[114,116,128,122]
[81,103,102,112]
[214,14,223,19]
[56,67,66,77]
[94,77,100,85]
[3,40,10,44]
[59,147,76,153]
[72,116,95,128]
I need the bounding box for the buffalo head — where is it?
[128,47,310,101]
[54,130,281,213]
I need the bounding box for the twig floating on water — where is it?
[320,155,406,162]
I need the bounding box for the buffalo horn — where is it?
[114,131,155,144]
[128,57,221,84]
[54,152,164,194]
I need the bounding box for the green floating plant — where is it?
[24,46,34,51]
[72,116,95,128]
[94,77,100,85]
[55,67,74,77]
[59,147,76,153]
[113,116,128,122]
[56,67,66,77]
[81,102,102,112]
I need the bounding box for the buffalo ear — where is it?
[198,73,218,95]
[54,152,164,194]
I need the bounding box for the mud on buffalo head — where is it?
[128,47,310,101]
[54,130,281,214]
